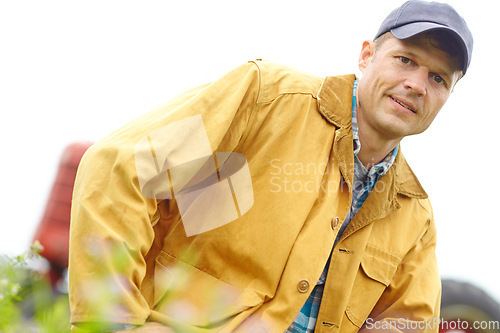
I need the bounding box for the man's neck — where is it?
[356,126,401,170]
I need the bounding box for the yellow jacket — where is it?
[69,60,440,333]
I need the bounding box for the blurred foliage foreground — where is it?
[0,241,206,333]
[0,241,71,333]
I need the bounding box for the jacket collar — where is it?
[316,74,427,200]
[317,75,355,129]
[393,150,428,199]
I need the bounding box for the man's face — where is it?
[357,33,462,142]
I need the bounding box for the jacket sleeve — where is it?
[360,199,441,333]
[68,62,262,327]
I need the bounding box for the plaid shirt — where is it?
[286,79,399,332]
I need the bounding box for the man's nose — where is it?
[404,68,427,96]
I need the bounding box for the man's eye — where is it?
[399,56,412,65]
[432,74,446,85]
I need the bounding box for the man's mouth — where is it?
[390,96,416,113]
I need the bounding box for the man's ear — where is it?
[358,40,375,72]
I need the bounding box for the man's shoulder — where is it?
[245,60,325,103]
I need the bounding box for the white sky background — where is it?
[1,0,498,303]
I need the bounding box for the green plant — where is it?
[0,241,71,333]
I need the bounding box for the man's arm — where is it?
[68,62,262,330]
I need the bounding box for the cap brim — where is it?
[391,22,469,74]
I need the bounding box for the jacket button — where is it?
[331,217,340,230]
[297,280,310,293]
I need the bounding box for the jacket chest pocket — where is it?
[153,251,263,327]
[346,244,401,328]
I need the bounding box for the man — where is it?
[68,1,473,332]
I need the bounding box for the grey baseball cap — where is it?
[375,0,473,74]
